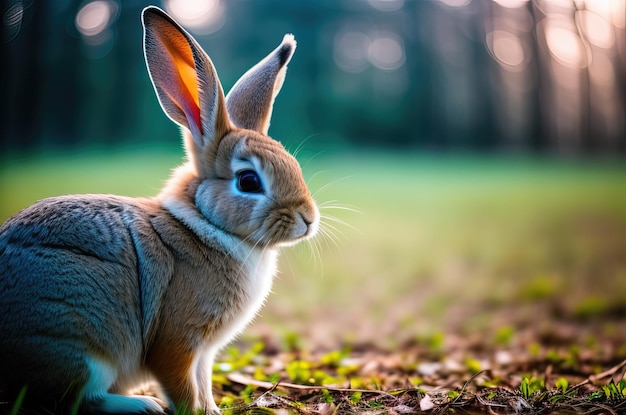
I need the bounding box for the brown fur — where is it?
[0,6,318,415]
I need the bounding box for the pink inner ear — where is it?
[180,94,203,140]
[158,29,203,136]
[172,58,203,137]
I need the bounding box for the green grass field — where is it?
[2,149,625,350]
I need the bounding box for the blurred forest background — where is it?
[1,0,625,154]
[2,0,626,355]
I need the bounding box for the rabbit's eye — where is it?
[237,170,263,193]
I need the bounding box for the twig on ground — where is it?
[227,373,397,399]
[569,358,626,392]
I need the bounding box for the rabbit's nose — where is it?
[297,207,319,239]
[291,213,308,239]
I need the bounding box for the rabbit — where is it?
[0,5,318,415]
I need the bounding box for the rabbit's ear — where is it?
[142,6,231,149]
[225,34,296,135]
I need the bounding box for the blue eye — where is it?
[237,170,263,193]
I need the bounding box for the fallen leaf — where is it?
[420,394,435,411]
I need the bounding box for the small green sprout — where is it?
[219,395,235,409]
[349,391,363,405]
[239,384,256,404]
[286,360,312,384]
[555,377,569,394]
[320,388,335,403]
[409,376,423,387]
[447,390,460,400]
[519,375,545,399]
[601,379,626,401]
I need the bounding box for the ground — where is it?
[214,315,626,414]
[1,150,625,414]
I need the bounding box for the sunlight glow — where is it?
[578,10,615,49]
[486,31,526,71]
[583,0,612,16]
[164,0,225,35]
[535,0,574,11]
[610,0,625,29]
[493,0,530,8]
[544,19,588,68]
[581,0,626,30]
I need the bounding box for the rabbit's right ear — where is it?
[225,35,296,136]
[142,6,231,152]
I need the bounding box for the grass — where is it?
[2,149,626,337]
[2,148,626,413]
[281,152,626,347]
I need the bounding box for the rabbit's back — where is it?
[0,192,261,407]
[0,195,168,398]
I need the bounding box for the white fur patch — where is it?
[161,196,243,255]
[214,244,278,348]
[84,356,166,414]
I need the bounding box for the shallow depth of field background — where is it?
[2,0,626,351]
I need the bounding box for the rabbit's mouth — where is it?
[284,209,320,246]
[253,204,319,247]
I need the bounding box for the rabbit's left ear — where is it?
[142,6,231,149]
[225,34,296,135]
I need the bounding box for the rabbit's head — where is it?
[143,7,318,247]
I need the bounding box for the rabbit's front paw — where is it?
[138,396,170,414]
[83,393,169,414]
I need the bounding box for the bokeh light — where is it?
[578,10,615,49]
[367,0,405,12]
[535,0,574,11]
[76,1,118,44]
[368,33,405,71]
[163,0,225,35]
[436,0,471,7]
[493,0,530,8]
[543,18,588,68]
[486,30,526,71]
[3,0,626,155]
[610,0,626,29]
[333,31,371,73]
[334,30,405,73]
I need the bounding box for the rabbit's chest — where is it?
[212,247,278,347]
[238,247,277,309]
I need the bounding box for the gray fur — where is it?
[0,6,318,415]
